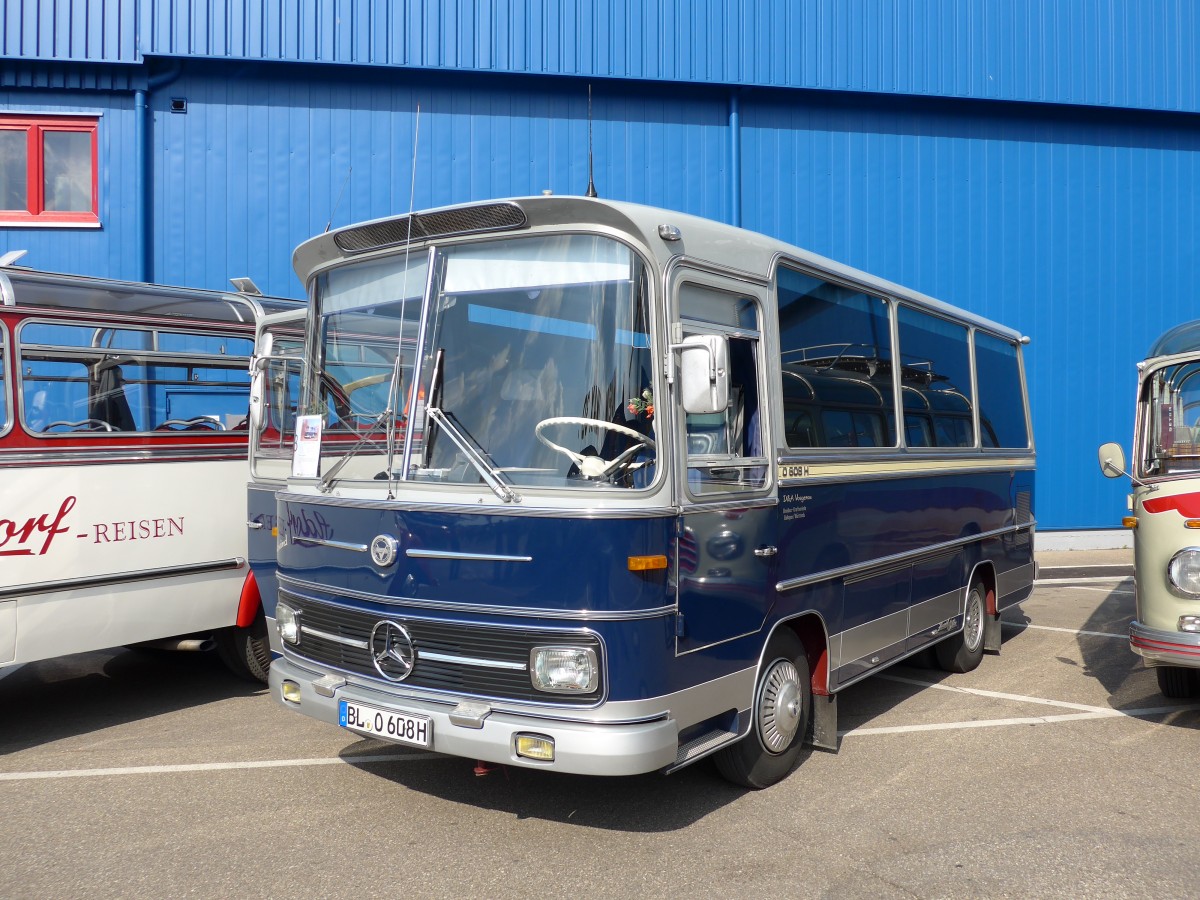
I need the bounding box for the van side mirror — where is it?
[1098,441,1127,479]
[679,334,729,415]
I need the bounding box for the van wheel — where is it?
[714,630,811,789]
[936,577,987,674]
[215,613,271,683]
[1155,665,1200,699]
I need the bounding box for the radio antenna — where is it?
[585,84,598,198]
[324,166,352,233]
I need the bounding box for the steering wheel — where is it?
[535,416,656,480]
[45,419,114,432]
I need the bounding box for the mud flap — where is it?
[984,612,1003,653]
[808,692,839,752]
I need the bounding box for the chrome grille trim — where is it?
[333,203,527,254]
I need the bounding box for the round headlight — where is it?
[1167,548,1200,597]
[276,602,301,645]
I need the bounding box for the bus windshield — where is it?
[1142,359,1200,477]
[311,234,656,491]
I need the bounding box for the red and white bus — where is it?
[0,261,301,680]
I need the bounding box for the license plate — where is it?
[339,699,432,748]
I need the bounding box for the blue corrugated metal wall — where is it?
[5,1,1200,112]
[132,0,1200,112]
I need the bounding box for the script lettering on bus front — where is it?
[781,492,812,523]
[287,508,334,543]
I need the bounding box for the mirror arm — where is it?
[1102,456,1158,492]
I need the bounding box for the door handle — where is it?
[754,546,778,558]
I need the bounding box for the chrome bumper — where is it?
[269,657,680,776]
[1129,620,1200,668]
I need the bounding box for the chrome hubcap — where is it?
[963,588,984,652]
[757,659,803,753]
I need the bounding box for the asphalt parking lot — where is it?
[2,558,1198,899]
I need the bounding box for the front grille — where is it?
[333,203,527,253]
[279,591,602,705]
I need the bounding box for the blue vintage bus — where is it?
[265,197,1035,788]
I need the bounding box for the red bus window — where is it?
[0,115,99,226]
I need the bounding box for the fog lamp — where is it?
[1180,616,1200,633]
[1167,549,1200,597]
[281,680,302,704]
[530,646,598,693]
[276,602,301,645]
[514,734,555,761]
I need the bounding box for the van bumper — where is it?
[269,657,681,776]
[1129,620,1200,668]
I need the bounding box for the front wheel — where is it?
[935,576,987,674]
[215,612,271,683]
[714,630,811,789]
[1155,665,1200,699]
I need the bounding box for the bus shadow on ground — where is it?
[0,647,265,755]
[337,740,744,831]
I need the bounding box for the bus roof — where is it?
[1148,319,1200,360]
[0,266,302,324]
[295,195,1026,344]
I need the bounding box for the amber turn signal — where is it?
[627,554,668,571]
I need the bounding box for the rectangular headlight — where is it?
[530,646,598,693]
[276,602,301,645]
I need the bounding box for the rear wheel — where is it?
[1155,665,1200,699]
[714,630,811,789]
[935,576,987,674]
[215,612,271,683]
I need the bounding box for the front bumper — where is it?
[269,656,681,776]
[1129,620,1200,668]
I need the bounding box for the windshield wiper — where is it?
[316,409,391,493]
[424,406,521,504]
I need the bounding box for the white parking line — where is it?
[837,674,1200,738]
[0,751,430,782]
[1054,585,1136,596]
[1036,576,1133,585]
[1002,621,1128,640]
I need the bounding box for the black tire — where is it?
[714,630,811,789]
[935,576,987,674]
[1155,665,1200,699]
[215,612,271,683]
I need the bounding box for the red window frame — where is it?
[0,115,99,226]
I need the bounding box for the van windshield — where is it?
[1142,360,1200,477]
[310,234,657,491]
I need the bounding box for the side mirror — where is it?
[1098,441,1127,479]
[679,334,729,415]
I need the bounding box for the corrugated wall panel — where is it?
[10,0,1186,113]
[742,93,1200,531]
[148,66,730,297]
[1,0,136,62]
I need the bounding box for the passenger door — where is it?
[671,270,779,653]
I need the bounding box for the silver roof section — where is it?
[1147,319,1200,361]
[293,195,1025,343]
[0,265,303,324]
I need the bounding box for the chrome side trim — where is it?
[294,536,369,553]
[0,446,248,466]
[277,573,675,622]
[776,461,1036,488]
[276,490,679,520]
[0,557,246,600]
[776,523,1034,594]
[406,549,533,562]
